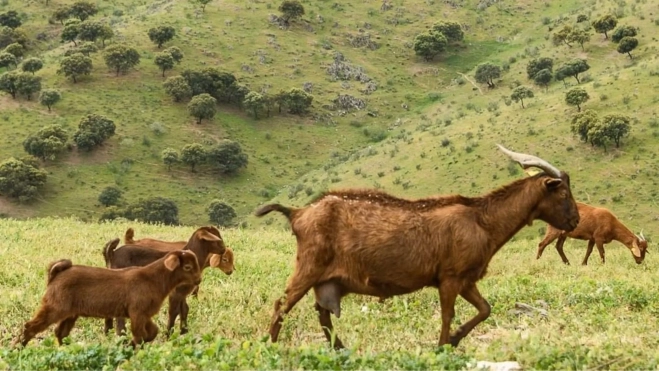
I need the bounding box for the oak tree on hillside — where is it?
[180,143,206,172]
[21,57,44,74]
[206,140,248,175]
[165,46,184,64]
[161,148,179,171]
[569,29,591,51]
[78,41,99,56]
[0,10,21,29]
[617,37,638,59]
[526,57,553,79]
[243,91,265,119]
[587,122,611,150]
[148,26,176,48]
[61,21,80,46]
[281,88,313,114]
[0,26,29,49]
[4,42,24,58]
[78,20,105,43]
[73,114,116,151]
[557,59,590,84]
[98,186,122,207]
[0,52,17,69]
[413,31,447,61]
[0,157,48,202]
[0,71,19,98]
[98,24,114,47]
[103,44,140,76]
[592,14,617,39]
[22,125,69,161]
[279,0,305,22]
[611,25,638,43]
[552,25,574,47]
[565,87,589,112]
[69,1,98,21]
[16,73,41,100]
[431,21,464,43]
[510,86,534,108]
[154,51,174,77]
[163,75,192,102]
[474,62,501,88]
[53,6,72,25]
[570,109,599,143]
[123,197,180,225]
[601,114,631,148]
[206,200,237,227]
[57,53,93,83]
[533,69,552,91]
[39,89,61,112]
[187,93,217,124]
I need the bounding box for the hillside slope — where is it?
[1,0,657,237]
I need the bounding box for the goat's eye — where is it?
[183,265,192,271]
[222,258,228,262]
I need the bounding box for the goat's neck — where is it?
[139,264,181,297]
[184,240,210,268]
[479,178,544,254]
[613,221,637,247]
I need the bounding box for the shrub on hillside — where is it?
[0,157,48,202]
[206,200,237,227]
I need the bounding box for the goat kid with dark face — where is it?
[16,251,201,348]
[255,144,580,349]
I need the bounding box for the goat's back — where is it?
[108,245,168,269]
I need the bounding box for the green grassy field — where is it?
[1,218,658,370]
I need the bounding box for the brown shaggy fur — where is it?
[255,171,580,349]
[537,202,648,265]
[103,226,226,337]
[16,251,201,348]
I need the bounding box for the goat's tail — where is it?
[47,259,72,284]
[102,238,121,268]
[254,203,297,221]
[124,228,136,244]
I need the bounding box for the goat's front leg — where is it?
[129,315,148,348]
[144,319,159,343]
[582,240,595,265]
[554,236,571,265]
[166,295,182,337]
[437,279,461,347]
[449,282,491,346]
[179,298,190,335]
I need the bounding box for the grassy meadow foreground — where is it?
[1,218,658,370]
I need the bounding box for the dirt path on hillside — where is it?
[458,72,483,95]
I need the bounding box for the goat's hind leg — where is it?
[270,266,320,343]
[437,279,461,347]
[448,282,491,347]
[55,316,78,345]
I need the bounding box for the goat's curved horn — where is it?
[496,144,562,178]
[639,230,645,241]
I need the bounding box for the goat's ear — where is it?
[209,254,221,268]
[199,230,222,242]
[631,240,642,258]
[543,178,563,190]
[164,254,180,271]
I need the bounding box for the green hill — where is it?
[0,0,657,241]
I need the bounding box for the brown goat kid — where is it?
[124,227,235,278]
[103,226,226,337]
[16,250,201,348]
[255,144,580,349]
[537,202,648,265]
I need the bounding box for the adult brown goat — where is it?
[103,226,225,337]
[16,250,201,348]
[254,144,580,349]
[536,202,648,265]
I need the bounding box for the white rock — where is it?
[474,361,522,371]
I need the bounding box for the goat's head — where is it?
[497,144,580,232]
[630,231,648,264]
[164,250,202,286]
[191,226,227,255]
[209,247,234,275]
